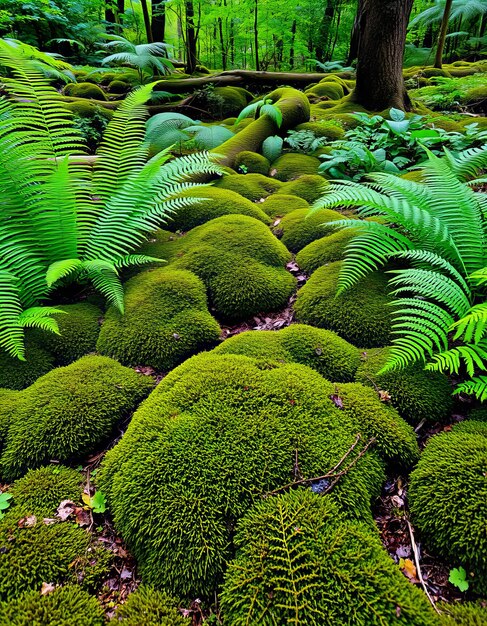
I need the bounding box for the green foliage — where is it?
[0,586,105,626]
[261,194,309,219]
[270,153,321,182]
[262,135,283,162]
[294,261,393,348]
[277,207,341,253]
[213,324,361,382]
[99,35,174,83]
[355,347,453,425]
[235,151,270,175]
[438,601,487,625]
[221,489,439,626]
[215,173,282,201]
[0,355,153,481]
[411,73,487,111]
[296,229,357,274]
[409,422,487,593]
[0,48,223,359]
[185,123,235,149]
[100,352,391,597]
[145,112,197,152]
[0,493,11,520]
[114,587,190,625]
[285,128,327,153]
[0,340,53,390]
[296,121,345,141]
[236,97,283,128]
[449,567,470,592]
[97,268,220,370]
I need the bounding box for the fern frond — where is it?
[451,302,487,344]
[446,144,487,182]
[82,260,125,313]
[0,272,26,359]
[427,342,487,377]
[17,307,64,334]
[46,259,84,287]
[454,376,487,401]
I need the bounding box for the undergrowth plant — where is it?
[312,146,487,399]
[236,97,283,127]
[0,42,222,360]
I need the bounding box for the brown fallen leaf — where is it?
[74,507,91,527]
[18,515,37,528]
[378,390,392,403]
[57,500,76,521]
[330,394,343,409]
[399,557,418,582]
[41,582,56,596]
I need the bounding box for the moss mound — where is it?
[215,173,282,201]
[409,422,487,593]
[166,186,270,232]
[213,323,361,382]
[278,174,327,203]
[355,347,453,425]
[10,465,82,517]
[0,341,53,390]
[438,602,487,625]
[260,193,309,218]
[114,587,189,625]
[270,153,321,182]
[100,352,391,597]
[277,207,342,253]
[31,303,101,366]
[294,261,392,348]
[0,355,153,481]
[296,229,356,274]
[107,79,130,94]
[0,389,19,453]
[0,586,105,625]
[296,120,345,140]
[306,81,345,100]
[63,82,107,100]
[64,100,112,120]
[97,269,221,371]
[213,86,249,116]
[235,150,270,175]
[221,489,439,626]
[141,215,295,322]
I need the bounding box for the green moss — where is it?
[438,601,487,625]
[306,81,345,100]
[215,173,282,201]
[295,120,345,140]
[422,67,452,78]
[213,323,361,382]
[64,100,113,120]
[31,303,101,366]
[409,422,487,593]
[296,229,356,274]
[277,207,341,253]
[355,347,453,425]
[142,215,295,322]
[108,79,130,94]
[100,352,388,597]
[0,355,153,481]
[0,586,105,625]
[10,465,82,517]
[114,587,190,625]
[270,153,321,182]
[221,489,439,626]
[294,261,392,347]
[167,186,271,231]
[63,82,107,100]
[97,269,220,370]
[463,85,487,105]
[0,341,53,391]
[260,194,309,218]
[213,86,250,115]
[0,389,19,453]
[235,150,270,175]
[278,174,328,203]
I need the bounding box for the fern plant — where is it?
[0,42,222,360]
[236,97,283,127]
[312,146,487,399]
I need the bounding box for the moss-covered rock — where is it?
[296,229,356,274]
[213,323,361,382]
[278,174,328,203]
[221,489,439,626]
[355,347,453,425]
[140,215,295,322]
[295,120,345,140]
[100,352,390,597]
[107,79,130,94]
[277,207,341,253]
[409,422,487,593]
[31,303,101,366]
[64,100,113,120]
[0,356,153,481]
[215,173,282,201]
[270,153,321,182]
[306,81,345,100]
[0,342,54,391]
[438,601,487,625]
[97,269,220,371]
[213,86,250,116]
[0,586,105,625]
[294,261,392,347]
[235,150,270,175]
[463,86,487,107]
[63,82,107,100]
[260,193,309,218]
[0,389,19,453]
[114,587,190,625]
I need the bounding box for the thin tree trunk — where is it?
[353,0,414,111]
[105,0,116,32]
[347,0,364,65]
[434,0,453,68]
[185,1,198,73]
[289,19,297,69]
[152,0,166,42]
[140,0,153,42]
[254,0,260,71]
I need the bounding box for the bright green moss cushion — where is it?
[114,587,190,625]
[296,229,356,274]
[438,602,487,625]
[294,261,392,348]
[63,82,107,100]
[270,153,321,182]
[235,150,270,175]
[220,489,440,626]
[214,173,282,201]
[0,389,20,454]
[0,341,53,390]
[277,207,343,253]
[97,269,220,371]
[0,355,153,481]
[278,174,327,203]
[409,422,487,594]
[99,353,397,598]
[295,120,345,140]
[260,194,309,218]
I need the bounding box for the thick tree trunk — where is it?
[152,0,166,42]
[353,0,413,111]
[434,0,453,68]
[105,0,116,32]
[185,1,198,73]
[140,0,153,43]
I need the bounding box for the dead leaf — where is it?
[378,390,392,403]
[18,515,37,528]
[330,394,343,409]
[57,500,76,521]
[391,495,404,508]
[74,507,91,527]
[399,558,418,581]
[41,582,56,596]
[43,518,57,525]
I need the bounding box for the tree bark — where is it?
[254,0,260,71]
[353,0,414,111]
[185,1,198,73]
[105,0,116,32]
[289,19,297,69]
[152,0,166,42]
[140,0,153,43]
[434,0,453,68]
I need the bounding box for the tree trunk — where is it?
[254,0,260,71]
[353,0,414,111]
[152,0,166,42]
[105,0,116,32]
[434,0,453,68]
[347,0,364,65]
[140,0,153,43]
[185,1,198,73]
[289,19,297,69]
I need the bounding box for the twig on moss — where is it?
[406,519,441,615]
